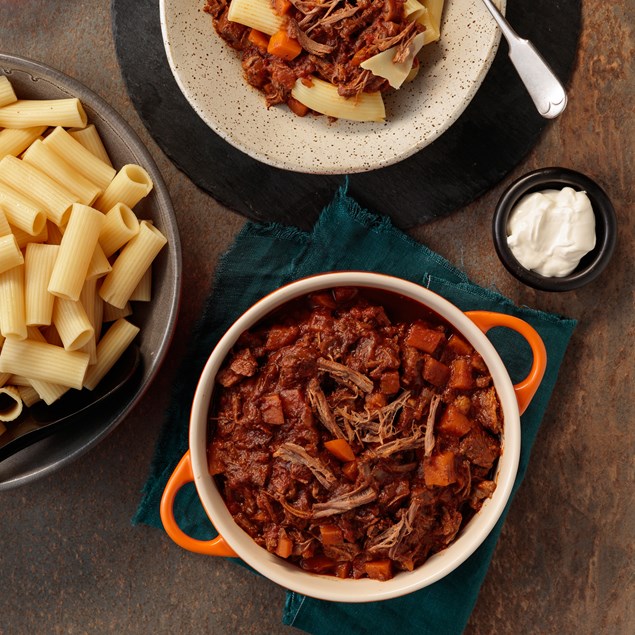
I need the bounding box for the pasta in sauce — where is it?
[203,0,444,121]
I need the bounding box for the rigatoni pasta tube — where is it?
[227,0,283,35]
[9,221,48,250]
[360,33,426,89]
[42,127,115,191]
[45,220,63,245]
[24,326,71,403]
[0,208,11,236]
[99,203,139,257]
[22,139,102,206]
[80,277,103,340]
[0,126,47,160]
[0,264,26,340]
[0,182,47,235]
[291,77,385,122]
[48,203,105,302]
[99,221,166,309]
[52,297,94,351]
[94,165,153,212]
[79,277,102,364]
[0,76,17,108]
[0,371,11,388]
[404,0,426,20]
[0,385,23,422]
[25,243,58,326]
[68,124,112,166]
[85,243,112,280]
[0,98,87,129]
[102,301,132,323]
[0,336,88,390]
[416,0,444,44]
[6,374,30,386]
[0,155,78,226]
[0,234,24,275]
[17,384,41,407]
[83,318,139,390]
[129,266,151,302]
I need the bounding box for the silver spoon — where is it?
[481,0,568,118]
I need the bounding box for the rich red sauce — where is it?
[209,287,503,580]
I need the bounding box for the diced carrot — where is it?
[422,355,450,387]
[276,535,293,558]
[272,0,291,15]
[261,393,285,425]
[424,451,456,487]
[302,555,337,574]
[448,357,474,390]
[405,322,446,354]
[351,47,370,66]
[335,562,352,578]
[324,439,356,462]
[319,524,343,545]
[341,460,358,481]
[380,370,400,395]
[247,28,270,51]
[267,29,302,61]
[446,334,473,357]
[287,97,309,117]
[438,404,473,437]
[364,559,393,581]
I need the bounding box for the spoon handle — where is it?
[481,0,567,119]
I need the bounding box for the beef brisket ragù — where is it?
[203,0,444,120]
[208,287,503,581]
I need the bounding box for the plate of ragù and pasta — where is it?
[160,0,505,174]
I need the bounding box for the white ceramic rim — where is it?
[188,272,520,602]
[159,0,505,174]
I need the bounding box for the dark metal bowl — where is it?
[0,54,182,489]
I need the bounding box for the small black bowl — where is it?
[493,167,617,291]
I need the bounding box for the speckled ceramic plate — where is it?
[160,0,505,174]
[0,54,182,490]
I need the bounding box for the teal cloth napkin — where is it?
[134,186,576,634]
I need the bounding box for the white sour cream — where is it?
[506,187,596,277]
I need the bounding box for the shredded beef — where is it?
[210,288,504,580]
[203,0,423,115]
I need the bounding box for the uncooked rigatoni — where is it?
[0,336,89,390]
[99,221,166,309]
[48,203,105,301]
[99,203,139,257]
[25,243,58,326]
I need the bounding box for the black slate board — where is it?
[111,0,580,229]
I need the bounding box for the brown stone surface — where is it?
[0,1,633,634]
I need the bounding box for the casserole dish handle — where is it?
[160,451,237,556]
[466,311,547,415]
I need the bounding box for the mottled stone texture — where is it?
[0,1,632,634]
